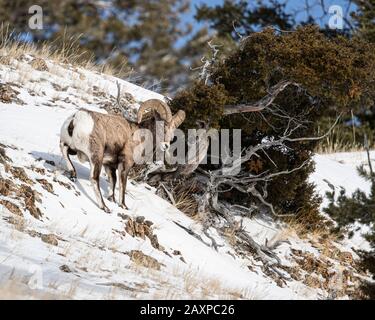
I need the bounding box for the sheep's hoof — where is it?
[101,206,111,213]
[65,171,76,182]
[107,195,115,202]
[120,203,129,210]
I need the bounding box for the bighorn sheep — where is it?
[60,99,185,212]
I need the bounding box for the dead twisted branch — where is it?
[145,80,341,271]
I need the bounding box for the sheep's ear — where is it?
[170,110,186,128]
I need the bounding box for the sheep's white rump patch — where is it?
[60,110,94,158]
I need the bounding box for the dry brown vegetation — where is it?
[125,216,163,251]
[173,182,199,219]
[128,250,163,271]
[0,146,42,219]
[0,24,128,78]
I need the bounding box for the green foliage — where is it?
[193,2,375,152]
[171,26,375,224]
[324,187,375,231]
[196,0,293,40]
[170,82,233,129]
[213,26,375,114]
[324,163,375,299]
[359,251,375,299]
[352,0,375,43]
[173,26,375,225]
[324,161,375,240]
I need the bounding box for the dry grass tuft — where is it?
[0,24,129,78]
[172,181,199,219]
[315,123,374,154]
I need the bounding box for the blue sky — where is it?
[180,0,356,43]
[187,0,356,24]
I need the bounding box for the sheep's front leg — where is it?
[104,165,116,202]
[90,160,110,213]
[118,159,133,210]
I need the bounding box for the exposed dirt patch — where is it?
[125,216,163,251]
[17,184,42,219]
[1,162,42,219]
[99,90,137,116]
[59,265,72,273]
[173,250,181,256]
[9,166,34,185]
[0,147,12,165]
[0,199,23,216]
[291,248,362,298]
[53,178,72,190]
[28,166,46,175]
[0,143,18,150]
[30,58,49,71]
[41,234,59,246]
[0,55,11,65]
[280,265,302,281]
[26,229,42,238]
[128,250,162,271]
[53,178,80,196]
[0,177,17,196]
[337,251,354,266]
[0,83,24,104]
[304,274,321,289]
[293,250,331,275]
[3,215,26,232]
[36,178,54,194]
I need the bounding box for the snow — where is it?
[0,58,297,299]
[0,56,372,299]
[311,153,373,207]
[310,153,373,251]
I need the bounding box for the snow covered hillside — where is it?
[0,54,372,299]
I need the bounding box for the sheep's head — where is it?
[137,99,185,152]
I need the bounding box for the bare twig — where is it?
[364,134,374,179]
[116,80,121,106]
[191,40,221,85]
[160,182,176,206]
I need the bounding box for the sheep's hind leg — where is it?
[90,160,110,213]
[60,142,77,182]
[118,160,133,210]
[104,165,116,202]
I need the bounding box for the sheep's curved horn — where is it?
[137,99,173,124]
[170,110,186,128]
